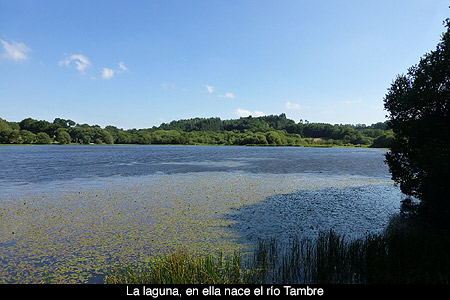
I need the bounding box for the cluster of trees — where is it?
[155,114,393,147]
[0,117,114,145]
[1,114,393,147]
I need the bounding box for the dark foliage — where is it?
[384,19,450,227]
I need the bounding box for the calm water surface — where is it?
[0,145,392,185]
[0,145,403,283]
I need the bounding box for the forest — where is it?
[0,113,393,148]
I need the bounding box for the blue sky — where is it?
[1,0,449,129]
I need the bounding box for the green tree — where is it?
[53,118,76,128]
[8,130,23,144]
[266,131,283,145]
[20,130,36,144]
[36,132,52,144]
[117,130,132,144]
[384,19,450,227]
[105,125,121,143]
[0,121,12,144]
[99,130,114,144]
[20,118,52,134]
[56,129,72,144]
[371,130,394,148]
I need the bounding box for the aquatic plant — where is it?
[0,172,300,283]
[0,170,403,283]
[105,249,243,284]
[107,223,450,284]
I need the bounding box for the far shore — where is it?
[0,143,388,149]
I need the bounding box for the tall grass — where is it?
[106,215,450,284]
[105,249,242,284]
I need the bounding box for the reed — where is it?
[105,249,242,284]
[106,216,450,284]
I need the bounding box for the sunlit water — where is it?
[0,145,403,283]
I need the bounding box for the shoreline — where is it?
[0,143,388,149]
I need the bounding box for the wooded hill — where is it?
[0,114,393,148]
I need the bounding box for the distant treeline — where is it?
[0,114,393,148]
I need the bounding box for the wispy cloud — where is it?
[118,61,128,72]
[59,54,92,74]
[160,82,187,91]
[204,84,236,99]
[235,108,252,117]
[0,39,31,61]
[219,92,235,99]
[100,62,128,80]
[204,84,215,93]
[285,101,301,110]
[59,55,127,80]
[235,108,265,117]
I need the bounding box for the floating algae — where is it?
[0,169,400,283]
[0,172,295,283]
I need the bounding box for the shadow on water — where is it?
[225,184,403,248]
[218,184,406,284]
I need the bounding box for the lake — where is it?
[0,145,403,283]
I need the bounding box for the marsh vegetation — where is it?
[106,215,450,284]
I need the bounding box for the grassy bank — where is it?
[106,215,450,284]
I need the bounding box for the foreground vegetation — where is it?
[105,213,450,284]
[0,114,393,148]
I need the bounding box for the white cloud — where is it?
[204,84,215,93]
[0,39,31,61]
[59,54,91,74]
[235,108,252,117]
[118,61,128,72]
[60,56,127,80]
[101,67,115,79]
[219,92,235,99]
[285,101,301,110]
[235,108,265,117]
[100,62,128,79]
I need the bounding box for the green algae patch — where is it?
[0,172,394,283]
[0,172,297,283]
